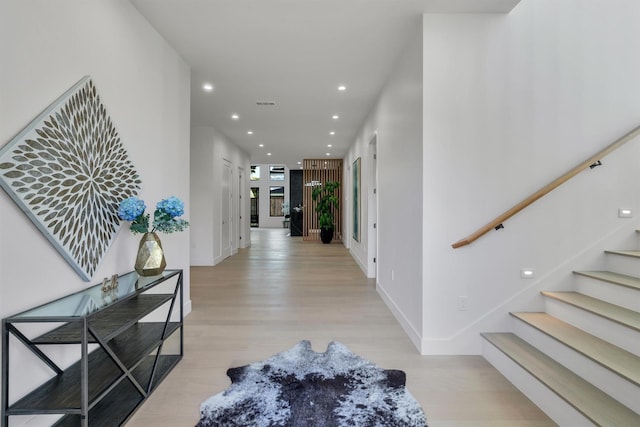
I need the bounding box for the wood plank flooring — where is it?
[127,228,555,427]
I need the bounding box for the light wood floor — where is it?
[127,228,556,427]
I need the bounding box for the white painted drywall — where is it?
[346,0,640,355]
[190,126,251,266]
[421,0,640,354]
[346,26,424,350]
[190,126,217,265]
[0,0,191,423]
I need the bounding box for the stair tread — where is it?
[604,249,640,258]
[482,332,640,426]
[511,312,640,386]
[541,291,640,332]
[573,270,640,291]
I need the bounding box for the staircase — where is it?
[481,241,640,426]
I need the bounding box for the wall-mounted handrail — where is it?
[452,124,640,249]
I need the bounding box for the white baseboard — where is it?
[350,248,368,276]
[420,220,640,355]
[183,299,192,316]
[376,282,422,353]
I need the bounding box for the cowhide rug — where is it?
[196,340,428,427]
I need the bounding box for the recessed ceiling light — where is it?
[231,114,239,120]
[247,130,253,135]
[329,131,335,135]
[327,144,332,148]
[267,152,272,156]
[326,153,331,156]
[203,83,213,92]
[259,144,264,147]
[297,161,302,165]
[332,115,339,120]
[338,85,346,91]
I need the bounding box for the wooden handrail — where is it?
[452,124,640,249]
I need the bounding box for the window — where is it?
[269,165,285,181]
[250,166,260,181]
[269,186,284,216]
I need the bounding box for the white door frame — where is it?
[367,132,378,278]
[238,166,246,249]
[221,159,232,259]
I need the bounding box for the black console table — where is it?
[1,269,183,427]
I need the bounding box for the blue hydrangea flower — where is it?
[118,195,188,234]
[156,196,184,218]
[118,197,146,221]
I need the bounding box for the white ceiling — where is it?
[131,0,521,170]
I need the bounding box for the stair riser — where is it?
[513,319,640,413]
[575,276,640,312]
[482,338,595,426]
[545,299,640,356]
[605,253,640,280]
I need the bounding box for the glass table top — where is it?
[7,269,180,320]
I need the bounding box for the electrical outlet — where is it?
[458,296,469,311]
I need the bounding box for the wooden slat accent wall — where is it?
[302,159,343,241]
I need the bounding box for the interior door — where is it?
[221,160,232,258]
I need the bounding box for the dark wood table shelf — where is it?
[52,355,181,427]
[32,294,175,344]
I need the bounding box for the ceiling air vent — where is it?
[256,101,277,106]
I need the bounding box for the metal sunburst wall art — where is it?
[0,76,141,281]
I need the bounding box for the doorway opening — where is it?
[250,187,259,227]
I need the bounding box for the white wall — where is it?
[0,0,191,423]
[346,26,424,350]
[249,163,291,229]
[190,127,216,265]
[191,126,251,266]
[421,0,640,354]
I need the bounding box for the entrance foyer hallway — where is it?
[128,229,554,426]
